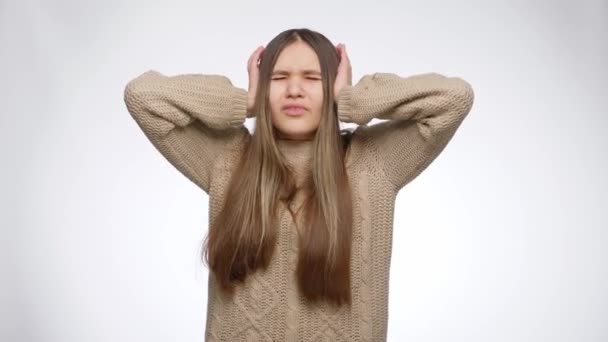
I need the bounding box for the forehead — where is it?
[272,41,321,73]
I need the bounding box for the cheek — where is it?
[311,85,324,113]
[268,85,281,113]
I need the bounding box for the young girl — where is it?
[123,27,474,342]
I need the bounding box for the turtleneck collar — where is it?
[276,138,314,178]
[276,138,314,159]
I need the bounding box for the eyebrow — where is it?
[271,69,322,76]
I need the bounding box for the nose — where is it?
[286,79,304,97]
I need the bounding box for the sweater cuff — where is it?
[229,87,248,127]
[337,85,354,123]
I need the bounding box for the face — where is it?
[269,40,324,141]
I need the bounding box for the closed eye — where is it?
[271,77,321,80]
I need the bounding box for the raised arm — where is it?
[123,70,252,194]
[337,72,474,192]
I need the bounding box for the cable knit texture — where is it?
[123,70,474,341]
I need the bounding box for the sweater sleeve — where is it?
[123,70,251,194]
[337,72,474,192]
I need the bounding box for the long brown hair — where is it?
[202,28,354,306]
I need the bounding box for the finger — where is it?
[248,50,255,70]
[250,47,259,61]
[249,46,263,68]
[341,46,348,63]
[342,45,349,60]
[256,47,264,65]
[254,46,264,66]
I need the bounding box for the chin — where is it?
[276,128,316,140]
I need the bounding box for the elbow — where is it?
[124,69,160,95]
[426,73,475,118]
[459,78,475,109]
[428,78,474,136]
[123,70,162,113]
[449,78,475,120]
[123,80,142,116]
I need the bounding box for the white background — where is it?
[2,0,607,341]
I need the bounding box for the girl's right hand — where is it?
[247,45,265,114]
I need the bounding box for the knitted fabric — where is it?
[123,70,474,341]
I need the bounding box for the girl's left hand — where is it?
[334,43,352,100]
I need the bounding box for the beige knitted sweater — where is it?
[123,69,474,341]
